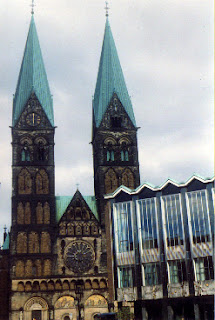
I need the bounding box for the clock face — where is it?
[26,112,41,126]
[64,240,95,273]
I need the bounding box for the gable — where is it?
[98,93,135,131]
[57,191,100,238]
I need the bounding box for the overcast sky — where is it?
[0,0,213,242]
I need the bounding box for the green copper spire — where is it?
[93,18,136,128]
[13,15,54,126]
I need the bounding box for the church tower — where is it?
[10,13,55,313]
[92,17,140,226]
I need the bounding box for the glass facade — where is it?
[195,257,214,281]
[144,263,160,286]
[118,266,134,288]
[162,194,184,246]
[113,202,133,253]
[168,260,187,284]
[137,198,158,249]
[186,190,211,243]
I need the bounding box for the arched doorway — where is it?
[24,297,48,320]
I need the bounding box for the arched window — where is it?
[38,143,45,161]
[36,202,43,224]
[44,202,50,224]
[105,169,118,193]
[21,146,31,162]
[17,232,27,253]
[122,169,135,189]
[41,232,51,253]
[44,260,52,276]
[28,232,39,253]
[107,149,114,161]
[121,150,129,161]
[36,169,49,194]
[16,261,25,277]
[17,202,24,224]
[18,169,32,194]
[24,202,31,224]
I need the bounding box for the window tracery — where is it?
[44,259,52,276]
[44,202,50,224]
[36,169,49,194]
[41,232,51,253]
[18,169,32,194]
[24,202,31,224]
[17,232,27,253]
[36,202,43,224]
[16,260,25,277]
[105,169,118,193]
[122,169,134,189]
[28,232,39,253]
[25,260,33,277]
[17,202,24,224]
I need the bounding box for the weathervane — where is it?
[31,0,35,15]
[105,1,109,17]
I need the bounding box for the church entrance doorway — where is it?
[32,310,42,320]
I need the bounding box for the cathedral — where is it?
[0,7,140,320]
[0,5,214,320]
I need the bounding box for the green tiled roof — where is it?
[2,233,9,250]
[55,195,98,222]
[93,18,136,128]
[55,196,73,223]
[83,196,99,221]
[13,15,54,126]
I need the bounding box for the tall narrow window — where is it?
[162,194,184,246]
[107,150,114,161]
[121,150,129,162]
[21,147,30,161]
[105,169,118,193]
[138,198,158,249]
[18,169,32,194]
[17,202,24,224]
[186,190,211,244]
[38,143,45,161]
[122,169,134,189]
[36,169,49,194]
[113,202,133,253]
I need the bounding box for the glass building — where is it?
[105,176,214,320]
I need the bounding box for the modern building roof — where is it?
[55,195,98,222]
[93,18,136,128]
[104,175,215,199]
[13,15,54,126]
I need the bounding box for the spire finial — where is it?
[31,0,35,15]
[76,183,80,190]
[105,1,109,17]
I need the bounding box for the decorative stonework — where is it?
[18,169,32,194]
[25,296,48,310]
[64,240,95,273]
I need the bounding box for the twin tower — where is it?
[9,12,140,317]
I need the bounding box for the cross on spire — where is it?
[105,1,109,17]
[31,0,35,15]
[76,183,80,190]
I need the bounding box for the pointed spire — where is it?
[13,15,54,126]
[93,18,136,128]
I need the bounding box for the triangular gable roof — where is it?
[13,15,54,126]
[104,175,215,199]
[55,192,98,223]
[93,18,136,128]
